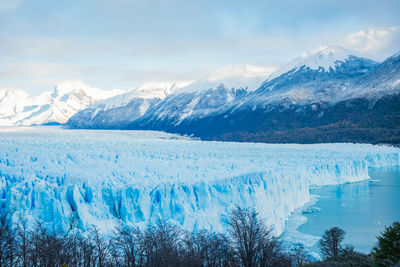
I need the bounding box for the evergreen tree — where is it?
[373,221,400,266]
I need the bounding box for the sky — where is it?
[0,0,400,95]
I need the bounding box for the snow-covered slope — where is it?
[266,45,358,81]
[0,81,123,126]
[66,81,193,129]
[350,51,400,99]
[66,64,274,129]
[126,47,399,141]
[139,83,248,126]
[180,64,275,94]
[134,48,399,144]
[138,64,274,124]
[65,48,400,144]
[0,128,398,234]
[235,45,380,110]
[0,89,39,120]
[98,81,193,110]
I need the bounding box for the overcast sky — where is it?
[1,0,400,95]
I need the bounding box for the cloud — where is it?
[0,61,77,78]
[207,64,277,81]
[337,27,400,60]
[0,0,21,13]
[1,0,399,95]
[0,60,87,94]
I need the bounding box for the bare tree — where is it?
[0,212,17,267]
[79,233,96,267]
[319,226,346,259]
[290,243,310,266]
[111,225,145,267]
[0,207,304,267]
[227,206,290,267]
[15,216,29,267]
[25,221,65,267]
[90,226,111,267]
[181,229,233,267]
[141,219,183,267]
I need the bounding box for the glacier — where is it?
[0,127,399,236]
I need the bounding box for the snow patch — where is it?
[267,45,356,81]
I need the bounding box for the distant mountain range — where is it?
[179,49,400,144]
[65,64,271,129]
[3,45,400,144]
[0,81,123,126]
[67,46,400,144]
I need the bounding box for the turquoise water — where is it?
[297,167,400,253]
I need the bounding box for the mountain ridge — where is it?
[0,81,124,126]
[4,46,400,145]
[152,50,400,144]
[106,48,400,144]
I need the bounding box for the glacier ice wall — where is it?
[0,127,399,235]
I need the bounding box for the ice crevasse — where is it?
[0,129,399,235]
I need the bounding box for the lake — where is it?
[294,167,400,254]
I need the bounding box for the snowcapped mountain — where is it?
[238,45,400,109]
[181,64,276,93]
[267,45,359,80]
[138,47,400,144]
[90,81,193,111]
[145,65,273,123]
[67,47,400,144]
[66,81,193,129]
[233,45,379,110]
[0,81,123,126]
[66,65,274,129]
[0,89,38,119]
[183,48,400,143]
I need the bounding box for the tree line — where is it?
[0,207,293,267]
[0,207,399,267]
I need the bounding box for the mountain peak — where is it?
[0,81,125,126]
[134,81,194,99]
[268,45,358,81]
[0,88,31,99]
[296,45,354,70]
[53,80,124,100]
[176,64,275,94]
[84,80,194,112]
[206,64,276,81]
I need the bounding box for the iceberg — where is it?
[0,127,398,235]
